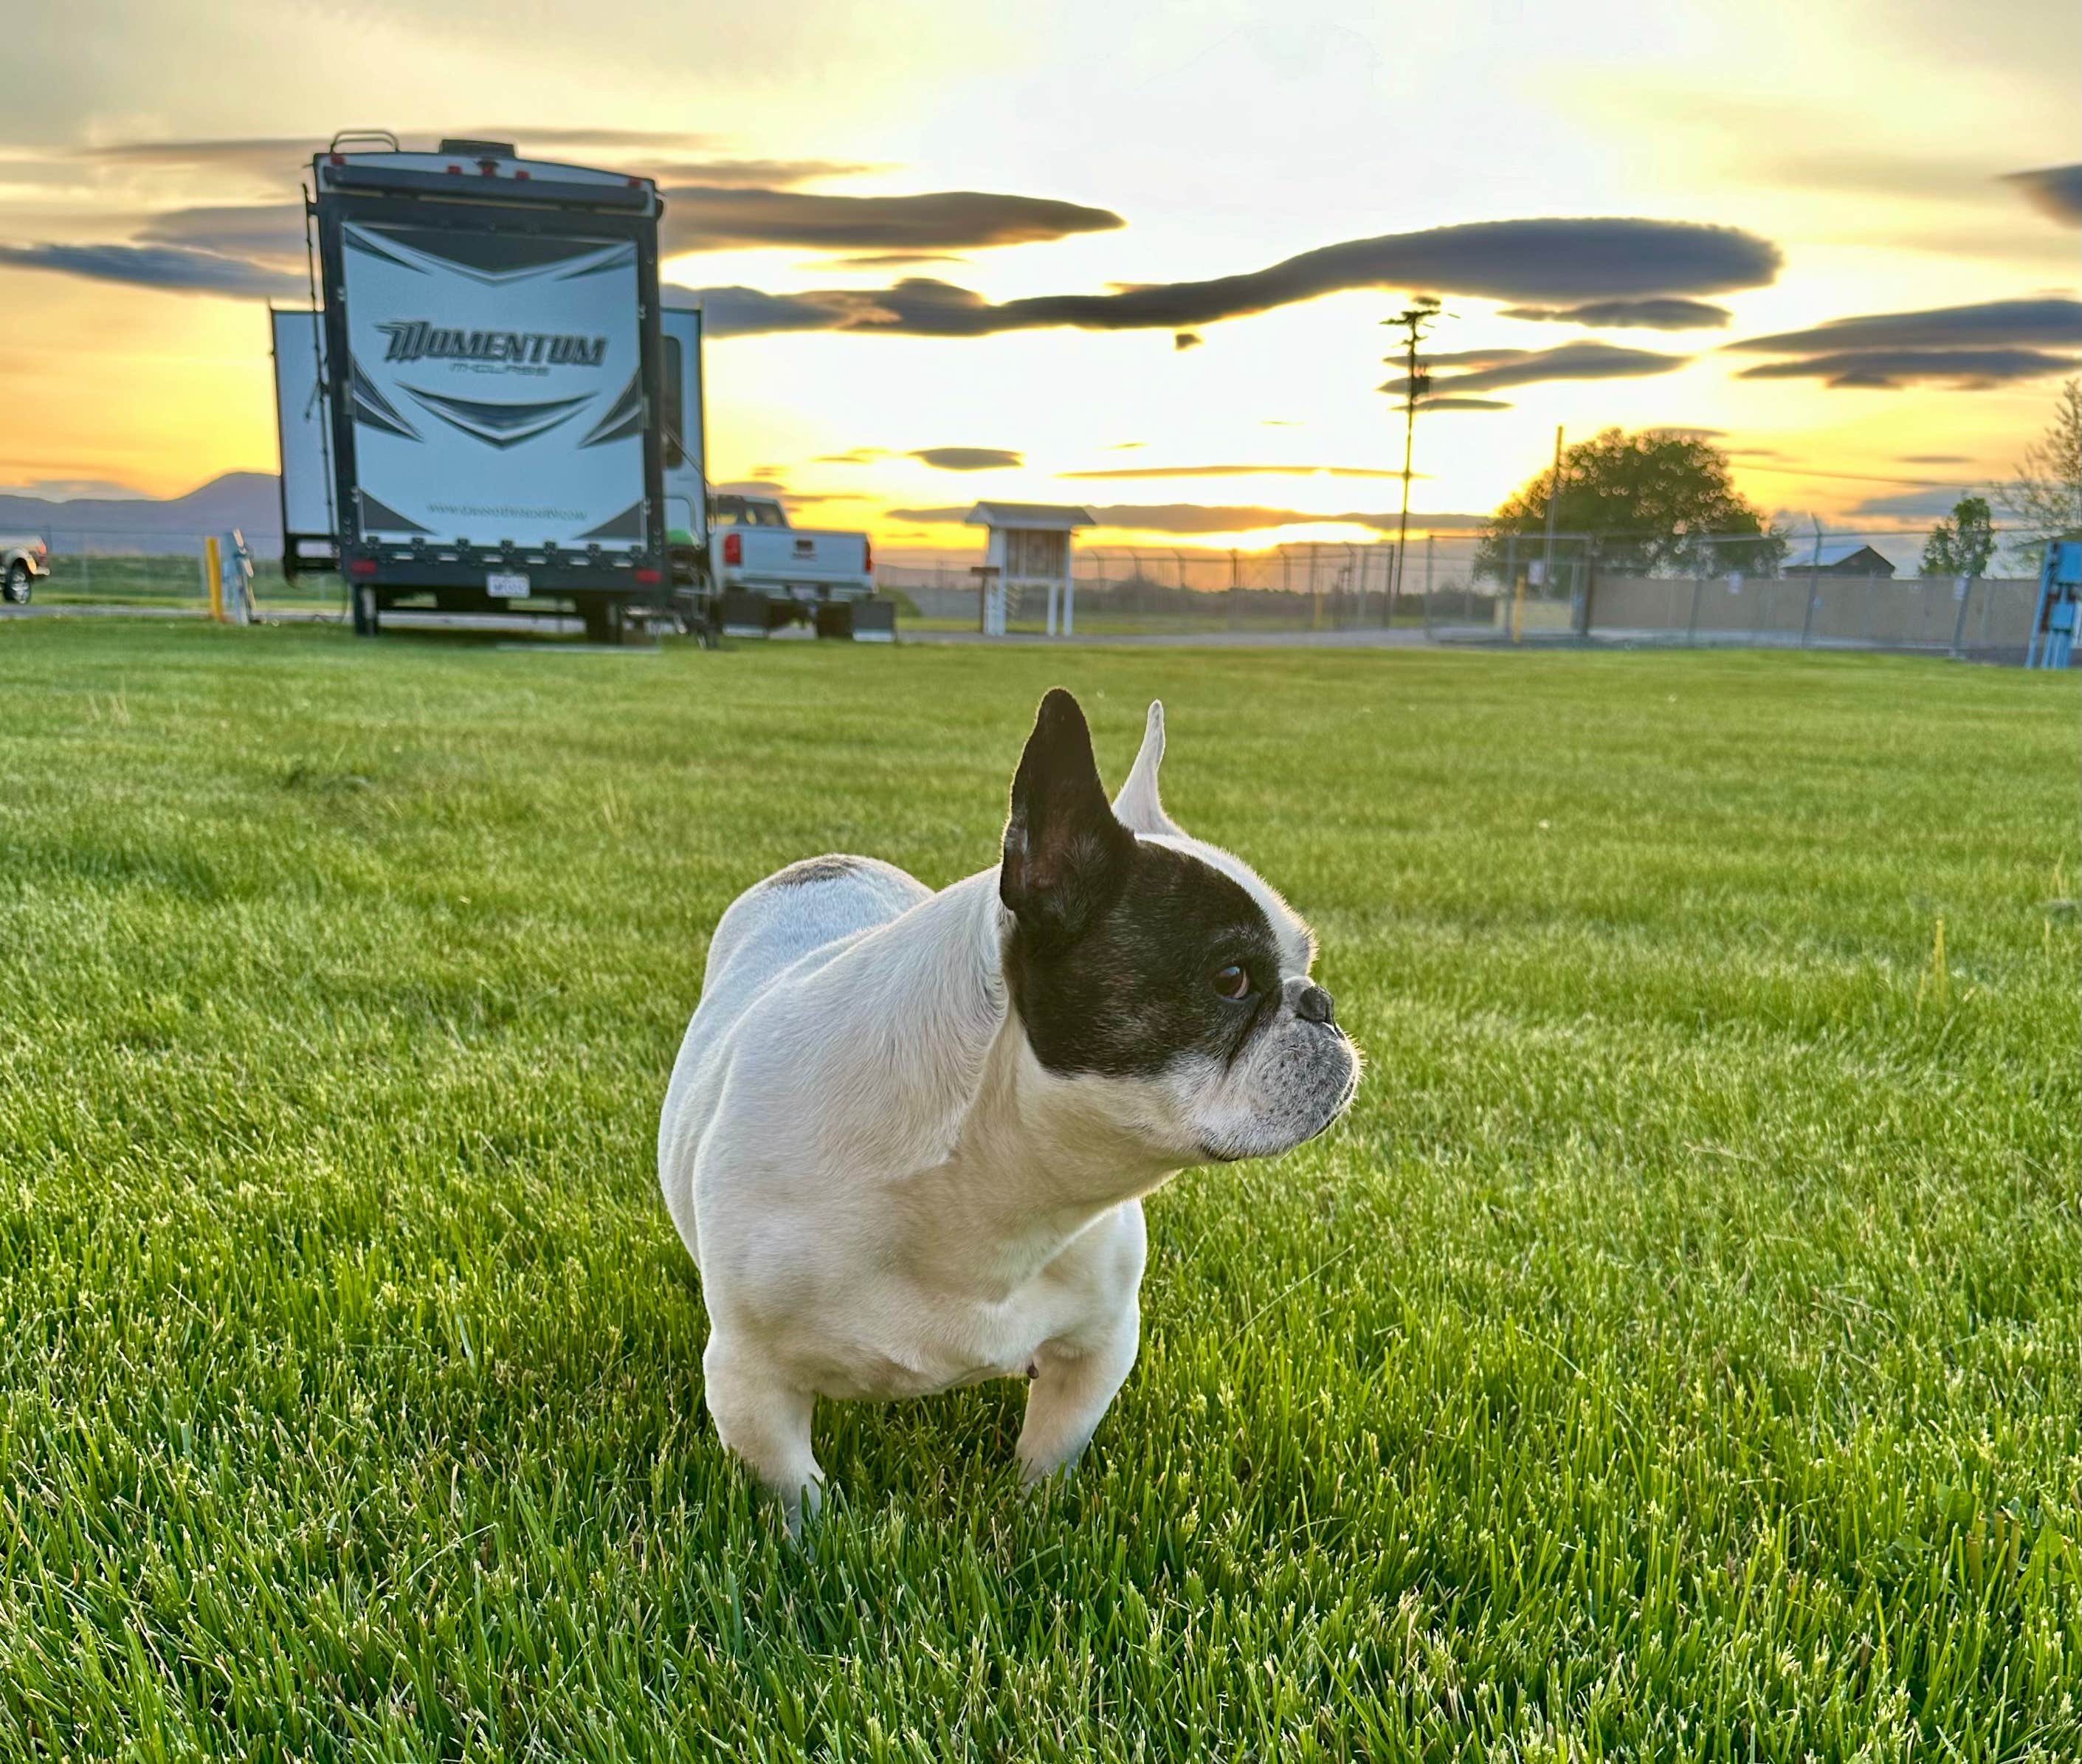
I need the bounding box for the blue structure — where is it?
[2026,541,2082,668]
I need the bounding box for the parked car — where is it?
[1,534,49,604]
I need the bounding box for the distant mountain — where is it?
[0,472,283,553]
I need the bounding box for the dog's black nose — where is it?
[1297,983,1335,1024]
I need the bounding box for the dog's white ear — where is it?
[1112,700,1184,838]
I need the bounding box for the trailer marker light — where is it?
[348,559,378,577]
[634,567,662,585]
[863,538,873,573]
[514,168,530,179]
[447,163,462,174]
[723,532,742,566]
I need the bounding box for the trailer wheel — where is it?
[581,600,624,645]
[352,585,381,637]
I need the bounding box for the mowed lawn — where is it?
[0,620,2075,1762]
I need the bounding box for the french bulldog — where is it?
[658,689,1359,1524]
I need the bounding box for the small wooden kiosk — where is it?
[964,503,1095,635]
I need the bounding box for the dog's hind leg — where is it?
[703,1339,823,1532]
[1015,1304,1141,1487]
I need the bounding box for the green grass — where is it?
[0,621,2075,1761]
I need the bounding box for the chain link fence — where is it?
[882,543,1427,635]
[15,524,2052,663]
[880,527,2044,661]
[12,531,340,611]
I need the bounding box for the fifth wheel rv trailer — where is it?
[273,292,708,633]
[297,134,704,640]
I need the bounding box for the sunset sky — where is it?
[1,0,2076,557]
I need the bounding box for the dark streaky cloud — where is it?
[888,503,1491,534]
[1850,486,1990,520]
[138,203,303,262]
[1727,296,2082,356]
[1735,348,2075,388]
[2005,165,2082,227]
[838,252,962,268]
[1417,396,1514,411]
[661,187,1123,253]
[909,447,1022,471]
[683,216,1781,339]
[0,241,305,298]
[1383,341,1689,396]
[1497,297,1732,330]
[638,158,878,188]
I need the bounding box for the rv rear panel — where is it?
[311,149,665,594]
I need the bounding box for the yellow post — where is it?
[204,536,224,622]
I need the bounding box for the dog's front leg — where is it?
[1016,1302,1140,1487]
[703,1338,823,1532]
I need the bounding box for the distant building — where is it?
[1799,541,1897,578]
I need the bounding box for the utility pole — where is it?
[1383,297,1443,624]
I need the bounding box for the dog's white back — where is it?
[658,694,1357,1524]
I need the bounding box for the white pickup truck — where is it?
[1,534,49,604]
[709,494,890,640]
[712,495,873,599]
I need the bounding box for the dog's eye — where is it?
[1212,964,1251,1001]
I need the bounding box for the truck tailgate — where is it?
[733,528,869,585]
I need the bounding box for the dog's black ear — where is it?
[1002,689,1134,942]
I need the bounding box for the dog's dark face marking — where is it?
[768,855,864,888]
[1007,832,1285,1078]
[999,692,1349,1131]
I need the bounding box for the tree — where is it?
[1996,377,2081,567]
[1920,495,1995,579]
[1477,427,1787,579]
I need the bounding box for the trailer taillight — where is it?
[723,532,742,566]
[634,568,661,585]
[862,538,873,574]
[348,559,378,577]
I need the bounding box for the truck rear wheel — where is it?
[3,562,30,605]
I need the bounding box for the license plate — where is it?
[486,571,529,599]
